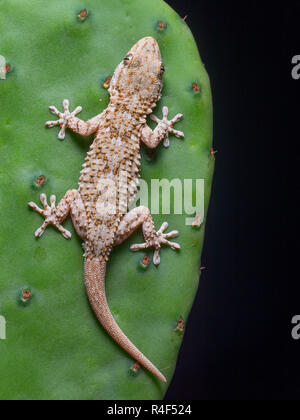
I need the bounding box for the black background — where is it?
[163,0,300,400]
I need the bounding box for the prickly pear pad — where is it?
[0,0,213,400]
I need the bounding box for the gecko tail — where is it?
[84,257,167,383]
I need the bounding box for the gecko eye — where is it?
[123,54,133,65]
[160,64,165,75]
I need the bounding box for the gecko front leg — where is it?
[45,99,102,139]
[141,106,184,148]
[28,189,87,240]
[114,206,180,265]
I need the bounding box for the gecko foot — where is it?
[45,99,83,140]
[150,106,184,147]
[130,222,180,265]
[28,193,71,239]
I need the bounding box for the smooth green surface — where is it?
[0,0,213,400]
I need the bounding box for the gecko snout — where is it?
[129,37,162,62]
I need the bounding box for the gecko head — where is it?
[109,37,164,105]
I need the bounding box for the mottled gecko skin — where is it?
[28,37,184,383]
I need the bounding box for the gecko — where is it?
[28,37,184,383]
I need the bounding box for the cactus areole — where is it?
[0,0,213,400]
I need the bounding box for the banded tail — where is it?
[84,258,167,383]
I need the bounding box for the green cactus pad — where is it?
[0,0,213,400]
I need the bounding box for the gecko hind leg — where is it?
[114,206,180,265]
[28,189,87,240]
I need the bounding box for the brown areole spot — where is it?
[129,361,141,377]
[22,289,32,302]
[177,318,184,330]
[77,9,88,22]
[1,63,11,78]
[35,175,46,187]
[103,76,112,89]
[192,82,200,93]
[131,361,141,372]
[174,317,185,336]
[4,64,11,74]
[210,147,217,156]
[157,20,167,31]
[139,255,151,270]
[141,255,150,268]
